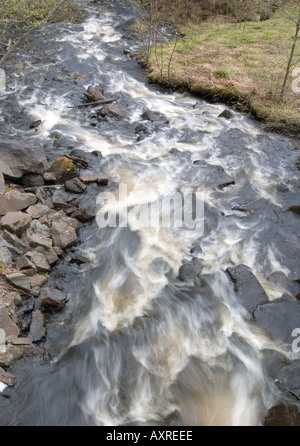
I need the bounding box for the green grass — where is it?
[145,10,300,135]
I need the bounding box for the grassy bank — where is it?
[142,11,300,135]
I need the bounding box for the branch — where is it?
[0,0,68,67]
[67,97,119,108]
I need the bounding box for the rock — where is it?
[0,136,48,180]
[65,177,87,194]
[79,174,109,185]
[16,255,36,271]
[0,247,12,266]
[254,300,300,344]
[85,84,105,102]
[71,207,95,222]
[277,361,300,400]
[31,286,41,297]
[28,310,45,342]
[2,230,28,254]
[0,172,4,195]
[218,109,233,119]
[21,174,44,187]
[0,307,19,337]
[178,261,202,282]
[48,156,78,183]
[193,160,235,189]
[29,120,42,130]
[69,149,92,165]
[141,110,169,124]
[226,265,268,314]
[0,68,6,92]
[25,231,53,249]
[30,274,49,288]
[12,292,22,306]
[52,189,78,210]
[26,252,50,273]
[53,246,63,257]
[0,367,15,387]
[41,288,68,312]
[70,255,89,265]
[0,340,44,367]
[0,192,37,215]
[43,172,57,184]
[0,211,31,236]
[97,105,126,120]
[26,204,50,219]
[289,206,300,216]
[50,220,78,249]
[263,402,300,426]
[29,220,51,238]
[3,273,31,293]
[45,248,58,266]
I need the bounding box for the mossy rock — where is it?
[49,156,78,183]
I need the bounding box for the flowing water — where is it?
[0,0,300,426]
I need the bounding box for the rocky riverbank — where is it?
[0,130,109,386]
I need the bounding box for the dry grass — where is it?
[143,11,300,134]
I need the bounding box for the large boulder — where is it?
[0,136,48,180]
[226,264,268,315]
[48,156,78,183]
[0,192,37,216]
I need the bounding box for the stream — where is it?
[0,0,300,426]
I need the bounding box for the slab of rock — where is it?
[25,231,53,249]
[0,341,44,367]
[50,220,78,249]
[0,246,12,266]
[263,402,300,426]
[65,177,87,194]
[41,288,68,312]
[254,300,300,345]
[0,136,48,180]
[30,274,49,288]
[26,204,50,219]
[0,211,31,236]
[0,193,37,216]
[29,220,51,238]
[45,248,58,266]
[226,265,268,315]
[0,172,5,195]
[98,105,126,120]
[2,230,28,254]
[27,251,50,273]
[0,306,19,337]
[28,310,45,342]
[43,172,56,184]
[16,255,36,271]
[3,273,31,293]
[0,367,15,387]
[79,174,108,185]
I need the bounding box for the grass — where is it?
[143,11,300,135]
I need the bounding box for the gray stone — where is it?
[0,306,19,337]
[226,264,268,315]
[27,251,50,272]
[0,367,15,387]
[31,286,41,297]
[0,246,12,266]
[0,69,6,92]
[45,248,58,266]
[254,300,300,345]
[0,136,48,180]
[0,192,37,215]
[28,310,45,342]
[0,341,43,367]
[53,246,63,256]
[12,293,22,306]
[43,172,56,184]
[65,177,87,194]
[26,204,50,219]
[30,274,49,288]
[2,230,28,254]
[41,288,68,312]
[0,172,4,195]
[50,220,78,249]
[25,231,53,249]
[21,174,44,187]
[29,220,51,238]
[0,211,31,236]
[16,255,36,270]
[3,273,31,292]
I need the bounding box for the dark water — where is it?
[0,0,300,426]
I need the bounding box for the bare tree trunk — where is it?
[280,18,300,101]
